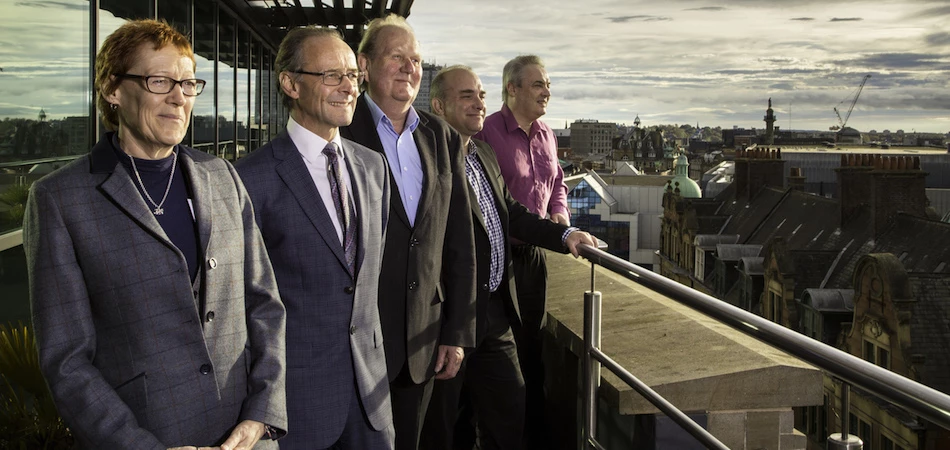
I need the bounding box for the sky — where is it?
[1,0,949,134]
[406,0,950,133]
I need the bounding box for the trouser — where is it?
[421,291,525,450]
[510,244,549,449]
[390,364,435,450]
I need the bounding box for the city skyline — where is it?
[407,0,950,133]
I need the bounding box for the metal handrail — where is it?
[577,243,950,430]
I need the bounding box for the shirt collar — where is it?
[500,104,524,134]
[364,93,420,133]
[287,116,345,164]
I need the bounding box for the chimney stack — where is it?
[744,148,786,199]
[787,167,806,191]
[836,154,874,228]
[870,155,928,236]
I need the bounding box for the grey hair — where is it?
[501,54,544,105]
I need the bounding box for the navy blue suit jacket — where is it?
[236,133,392,448]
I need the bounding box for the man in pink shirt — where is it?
[474,54,569,448]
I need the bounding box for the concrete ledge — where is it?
[544,251,823,416]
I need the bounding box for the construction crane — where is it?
[830,74,871,132]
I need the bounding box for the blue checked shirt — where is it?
[465,141,506,292]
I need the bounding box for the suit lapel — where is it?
[475,141,510,227]
[348,94,411,228]
[94,140,176,251]
[342,141,365,274]
[464,152,487,235]
[178,150,212,256]
[412,117,437,227]
[273,134,350,272]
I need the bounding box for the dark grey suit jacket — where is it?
[24,137,287,449]
[342,94,477,384]
[235,133,393,448]
[468,139,569,343]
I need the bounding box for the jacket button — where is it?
[193,290,200,298]
[199,364,212,375]
[205,311,215,322]
[344,286,355,294]
[208,258,217,269]
[408,281,417,290]
[349,326,356,335]
[481,283,489,291]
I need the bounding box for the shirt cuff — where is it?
[561,227,579,246]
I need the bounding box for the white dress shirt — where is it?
[287,116,353,245]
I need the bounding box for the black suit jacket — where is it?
[468,139,569,344]
[341,94,476,384]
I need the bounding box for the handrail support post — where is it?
[828,380,862,449]
[583,290,602,449]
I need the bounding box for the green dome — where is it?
[669,154,702,198]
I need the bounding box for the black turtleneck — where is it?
[111,137,200,282]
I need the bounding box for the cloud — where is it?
[14,1,85,10]
[607,15,672,23]
[829,17,863,22]
[908,5,950,19]
[838,52,947,70]
[790,17,815,21]
[684,7,726,11]
[925,32,950,47]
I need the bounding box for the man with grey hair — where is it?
[236,26,394,449]
[423,65,595,450]
[341,14,476,450]
[474,55,569,447]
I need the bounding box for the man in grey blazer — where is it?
[235,28,393,449]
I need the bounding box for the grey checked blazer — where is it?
[24,136,288,449]
[235,133,393,448]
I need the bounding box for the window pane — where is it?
[217,11,235,160]
[1,0,90,234]
[865,341,876,363]
[192,0,216,155]
[0,245,30,326]
[236,26,249,160]
[878,347,890,370]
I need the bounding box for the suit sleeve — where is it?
[506,187,570,255]
[25,183,166,450]
[439,129,477,348]
[226,161,288,437]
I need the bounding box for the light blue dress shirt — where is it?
[364,94,422,226]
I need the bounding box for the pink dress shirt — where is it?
[475,104,569,221]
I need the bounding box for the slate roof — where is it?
[905,276,950,394]
[719,187,788,242]
[873,215,950,275]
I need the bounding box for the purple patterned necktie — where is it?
[323,142,357,274]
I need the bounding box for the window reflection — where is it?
[192,0,216,156]
[218,12,236,161]
[236,26,250,160]
[0,0,90,234]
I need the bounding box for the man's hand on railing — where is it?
[565,230,597,257]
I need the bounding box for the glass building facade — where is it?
[568,180,632,261]
[0,0,290,325]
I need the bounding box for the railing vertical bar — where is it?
[583,291,602,449]
[841,381,850,438]
[828,381,862,449]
